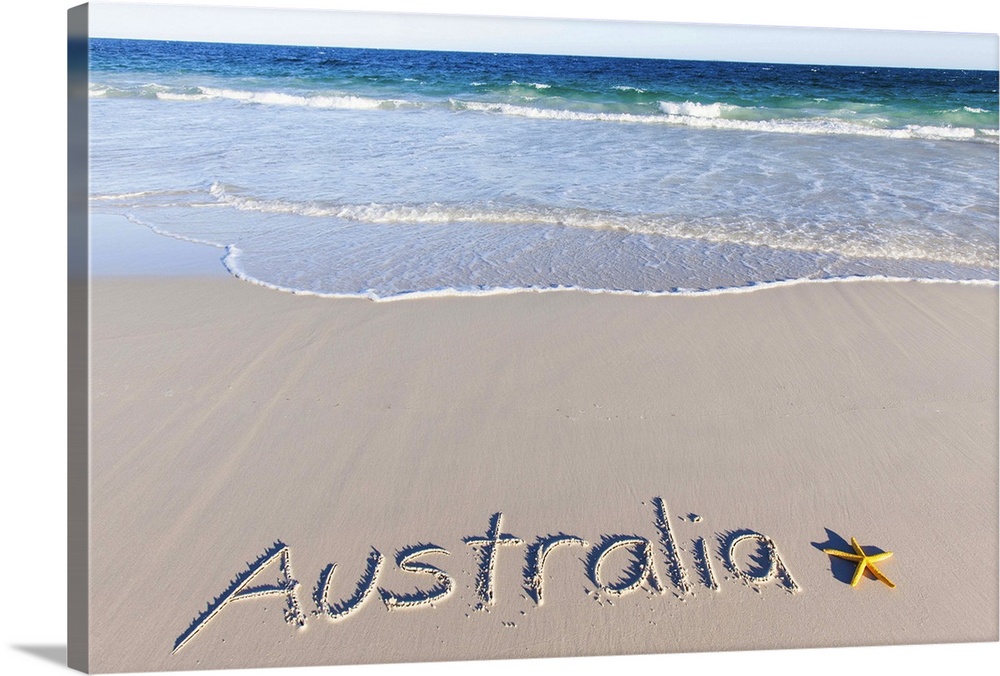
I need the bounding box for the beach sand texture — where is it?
[88,270,998,673]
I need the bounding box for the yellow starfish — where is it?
[823,537,896,588]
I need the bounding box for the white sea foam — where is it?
[90,188,209,204]
[658,100,726,118]
[660,108,987,142]
[204,184,997,269]
[450,99,993,143]
[904,124,976,140]
[123,214,227,249]
[103,79,996,143]
[157,87,405,110]
[154,91,210,102]
[91,82,176,99]
[453,100,655,123]
[91,190,165,200]
[215,249,1000,303]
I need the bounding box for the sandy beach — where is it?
[87,229,998,672]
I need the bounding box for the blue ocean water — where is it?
[88,38,999,298]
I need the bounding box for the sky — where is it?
[87,0,999,70]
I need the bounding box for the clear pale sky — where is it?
[88,1,999,70]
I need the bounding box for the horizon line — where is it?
[87,3,1000,71]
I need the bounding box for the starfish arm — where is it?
[850,560,867,587]
[851,537,867,557]
[824,548,862,561]
[867,563,896,589]
[867,551,893,563]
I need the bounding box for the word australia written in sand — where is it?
[174,498,801,653]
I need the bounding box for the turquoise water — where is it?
[89,39,999,298]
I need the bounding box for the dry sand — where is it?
[88,272,998,673]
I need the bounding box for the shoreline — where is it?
[224,268,1000,302]
[88,271,998,672]
[94,213,999,300]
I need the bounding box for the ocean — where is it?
[88,38,999,299]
